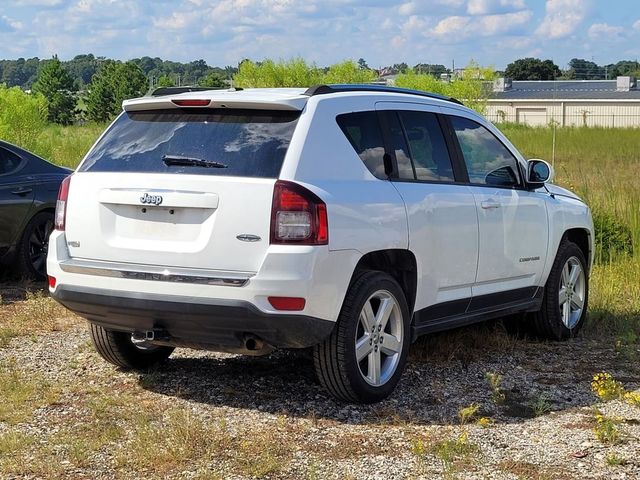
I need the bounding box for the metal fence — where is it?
[484,113,640,128]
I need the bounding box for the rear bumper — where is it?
[53,284,335,349]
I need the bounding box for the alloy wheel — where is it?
[28,217,54,277]
[355,289,404,386]
[558,256,585,329]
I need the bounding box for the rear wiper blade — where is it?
[162,155,227,168]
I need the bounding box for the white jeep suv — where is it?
[47,85,593,403]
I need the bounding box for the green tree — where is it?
[198,72,226,88]
[31,56,76,125]
[323,60,376,84]
[155,74,175,88]
[505,58,560,80]
[566,58,604,79]
[233,58,376,88]
[395,61,494,113]
[233,58,323,87]
[604,60,640,78]
[86,61,147,122]
[0,85,48,152]
[412,63,449,77]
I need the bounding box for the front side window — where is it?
[450,116,521,187]
[80,109,300,179]
[337,112,387,179]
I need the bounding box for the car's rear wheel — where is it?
[313,271,410,403]
[531,240,588,340]
[17,211,54,281]
[89,323,174,370]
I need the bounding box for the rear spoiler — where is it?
[123,91,307,112]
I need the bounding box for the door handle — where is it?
[481,200,500,209]
[11,187,33,196]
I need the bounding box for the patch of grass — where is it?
[498,460,570,480]
[458,403,480,425]
[593,410,621,445]
[528,395,552,417]
[0,431,35,456]
[606,453,627,466]
[115,409,293,477]
[485,372,506,405]
[432,432,479,473]
[0,359,59,424]
[0,289,80,345]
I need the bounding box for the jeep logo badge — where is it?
[140,193,163,206]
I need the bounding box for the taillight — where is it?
[270,180,328,245]
[48,276,56,289]
[55,176,71,231]
[171,99,211,107]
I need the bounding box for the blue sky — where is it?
[0,0,639,69]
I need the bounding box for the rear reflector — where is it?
[171,99,211,107]
[48,276,56,289]
[268,296,306,311]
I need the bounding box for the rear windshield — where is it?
[80,109,300,178]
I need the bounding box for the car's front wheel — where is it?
[531,239,589,340]
[313,271,411,403]
[89,323,174,370]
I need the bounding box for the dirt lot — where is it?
[1,282,639,480]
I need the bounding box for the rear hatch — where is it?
[65,105,301,273]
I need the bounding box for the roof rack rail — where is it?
[303,84,463,105]
[150,86,243,97]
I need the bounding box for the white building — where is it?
[486,77,640,127]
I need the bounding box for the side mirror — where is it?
[526,159,553,187]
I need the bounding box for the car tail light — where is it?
[171,99,211,107]
[270,180,328,245]
[55,176,71,231]
[48,276,56,289]
[268,296,306,311]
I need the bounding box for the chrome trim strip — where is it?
[59,259,253,287]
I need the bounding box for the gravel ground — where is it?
[1,291,639,479]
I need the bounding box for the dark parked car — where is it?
[0,140,71,280]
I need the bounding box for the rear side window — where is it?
[450,116,521,187]
[336,112,387,179]
[397,111,454,182]
[0,148,23,175]
[80,109,300,178]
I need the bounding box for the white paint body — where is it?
[47,88,594,329]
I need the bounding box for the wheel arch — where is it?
[350,249,418,313]
[563,228,591,273]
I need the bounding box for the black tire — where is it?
[313,270,411,403]
[89,323,174,370]
[530,240,589,340]
[17,211,54,281]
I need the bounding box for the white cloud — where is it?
[430,10,531,39]
[535,0,589,39]
[588,23,624,39]
[398,1,415,15]
[0,15,23,31]
[431,15,471,36]
[467,0,526,16]
[633,19,640,31]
